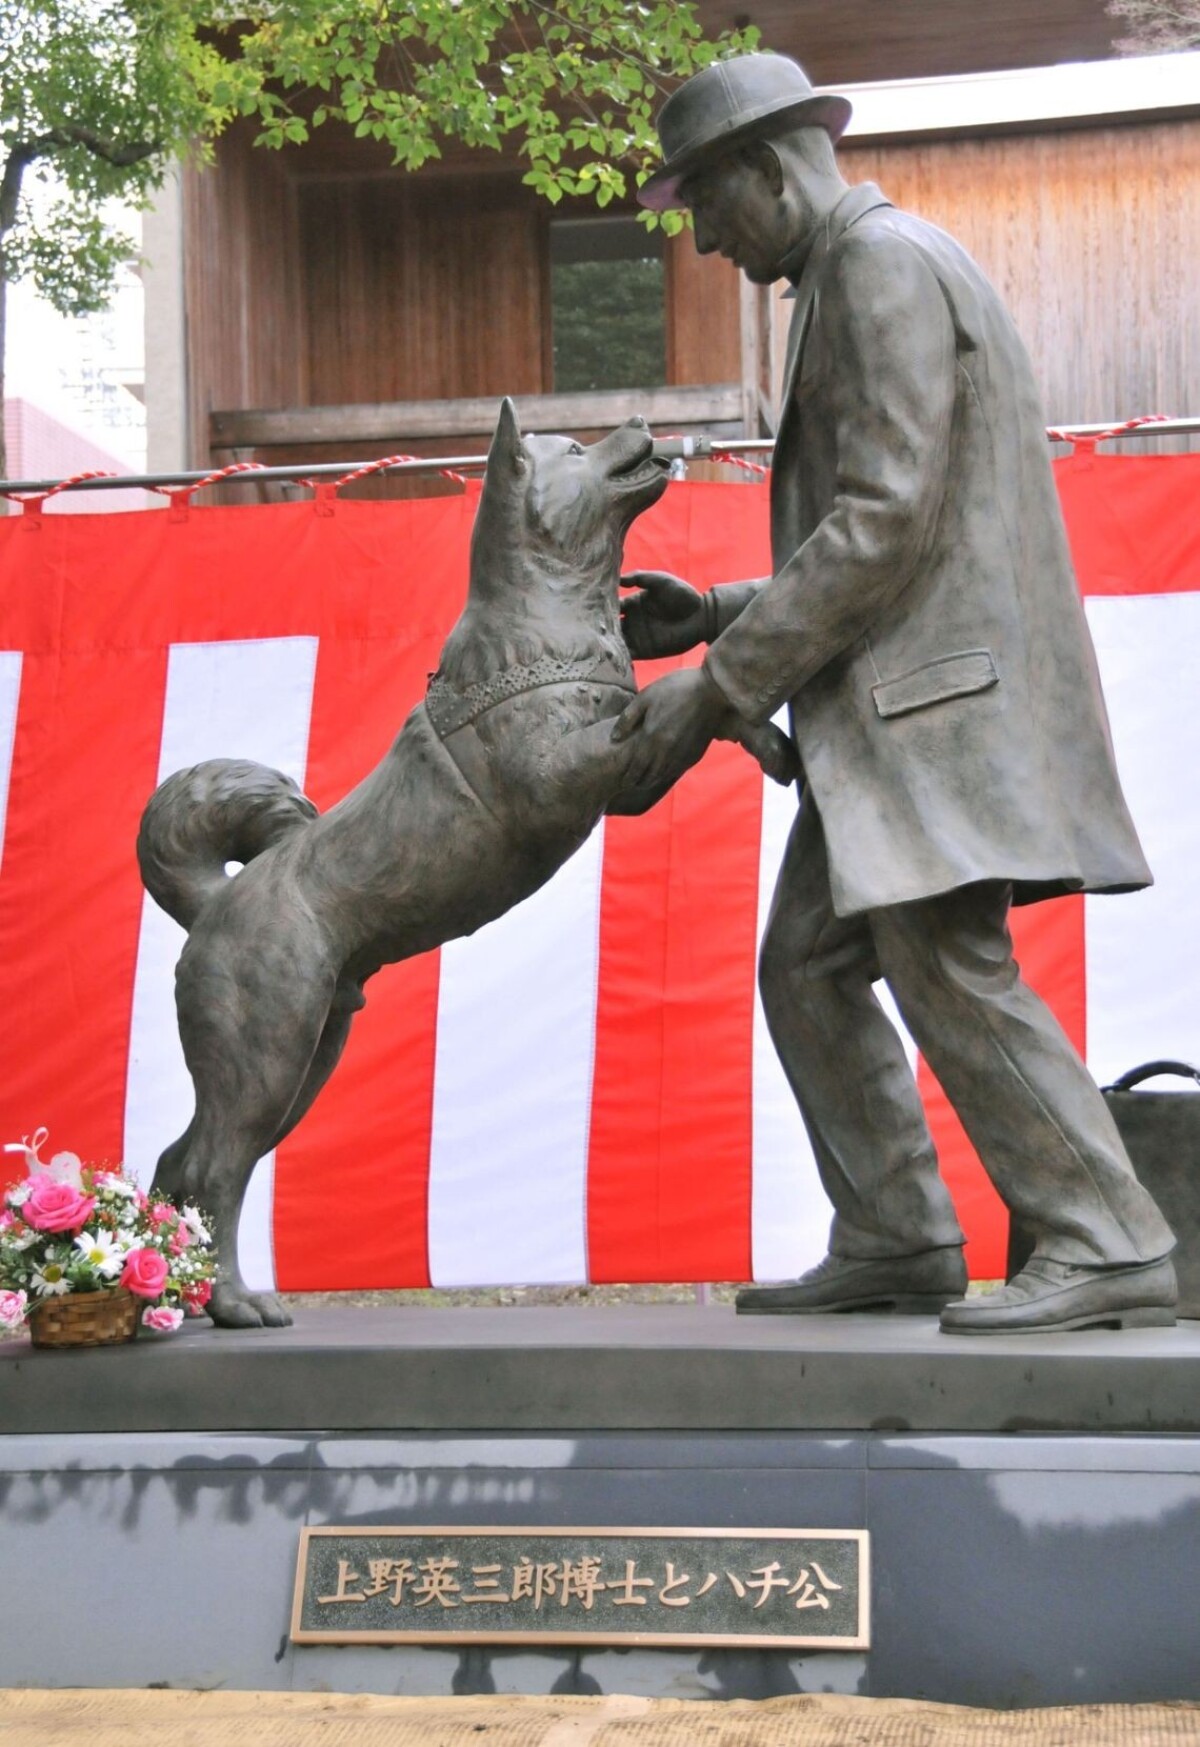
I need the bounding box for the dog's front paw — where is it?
[207,1281,291,1329]
[249,1290,293,1328]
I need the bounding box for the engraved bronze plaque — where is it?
[291,1526,869,1649]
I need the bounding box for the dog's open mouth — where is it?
[609,443,673,492]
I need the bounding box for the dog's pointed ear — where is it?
[488,397,527,475]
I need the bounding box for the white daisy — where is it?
[72,1229,126,1279]
[31,1259,72,1296]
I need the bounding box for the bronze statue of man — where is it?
[615,52,1177,1333]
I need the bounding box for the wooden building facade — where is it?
[171,3,1200,487]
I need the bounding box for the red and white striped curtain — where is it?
[1,452,1197,1290]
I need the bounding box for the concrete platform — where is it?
[2,1304,1200,1435]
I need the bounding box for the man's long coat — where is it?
[704,182,1151,918]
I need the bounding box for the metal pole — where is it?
[2,418,1198,498]
[0,455,497,496]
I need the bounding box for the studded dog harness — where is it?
[425,653,636,740]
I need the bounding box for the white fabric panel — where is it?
[236,1150,277,1292]
[123,637,319,1293]
[0,652,22,876]
[750,765,827,1281]
[427,827,606,1287]
[1085,594,1200,1085]
[875,982,920,1072]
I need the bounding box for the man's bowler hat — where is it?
[638,53,852,212]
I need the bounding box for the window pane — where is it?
[550,218,666,394]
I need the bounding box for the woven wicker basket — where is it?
[28,1286,139,1349]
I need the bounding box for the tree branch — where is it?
[40,125,162,166]
[2,122,162,241]
[0,146,32,238]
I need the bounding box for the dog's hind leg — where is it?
[183,1110,298,1329]
[173,944,339,1328]
[193,990,365,1328]
[263,980,365,1154]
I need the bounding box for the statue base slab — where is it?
[3,1306,1199,1704]
[2,1302,1199,1435]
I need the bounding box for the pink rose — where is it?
[0,1289,27,1329]
[142,1305,184,1333]
[182,1279,212,1315]
[170,1224,191,1254]
[147,1203,175,1227]
[22,1176,95,1234]
[120,1247,170,1299]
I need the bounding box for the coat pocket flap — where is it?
[872,650,998,719]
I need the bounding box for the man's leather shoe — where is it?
[939,1255,1177,1335]
[736,1247,968,1315]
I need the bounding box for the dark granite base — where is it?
[6,1308,1200,1704]
[3,1423,1200,1704]
[2,1304,1200,1435]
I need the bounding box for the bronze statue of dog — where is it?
[137,402,795,1327]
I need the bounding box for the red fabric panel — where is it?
[0,648,165,1176]
[588,738,762,1281]
[1054,451,1200,598]
[271,491,479,1289]
[0,513,167,1182]
[587,483,770,1281]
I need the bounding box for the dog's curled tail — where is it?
[137,758,318,931]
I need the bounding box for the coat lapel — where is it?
[778,183,894,417]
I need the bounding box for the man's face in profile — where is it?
[682,148,798,285]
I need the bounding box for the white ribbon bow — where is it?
[3,1128,84,1187]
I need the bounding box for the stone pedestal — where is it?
[3,1306,1199,1703]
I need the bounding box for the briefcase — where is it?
[1006,1060,1200,1318]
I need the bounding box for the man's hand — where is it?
[620,571,710,659]
[610,667,731,791]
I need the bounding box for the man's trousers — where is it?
[758,801,1175,1268]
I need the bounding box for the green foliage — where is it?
[3,195,135,313]
[1,0,210,312]
[206,0,757,228]
[1,0,756,320]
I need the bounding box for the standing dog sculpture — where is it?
[138,403,794,1327]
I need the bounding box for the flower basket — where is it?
[1,1130,217,1345]
[28,1285,140,1350]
